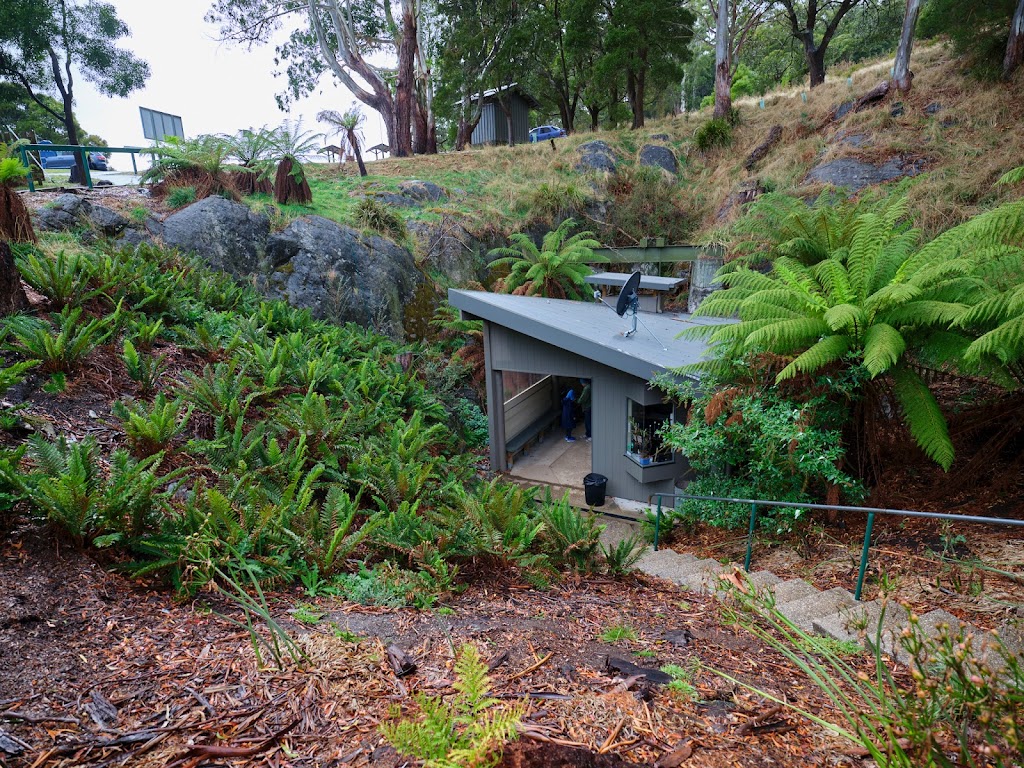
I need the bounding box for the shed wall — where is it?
[485,322,684,503]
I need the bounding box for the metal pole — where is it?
[654,496,662,551]
[855,511,875,601]
[19,146,34,192]
[78,148,93,189]
[131,152,137,174]
[744,503,757,572]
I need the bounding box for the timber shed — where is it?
[470,85,541,146]
[448,289,727,505]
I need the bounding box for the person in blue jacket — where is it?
[561,388,576,442]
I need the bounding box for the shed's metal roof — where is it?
[448,290,729,381]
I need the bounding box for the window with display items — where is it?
[627,400,674,466]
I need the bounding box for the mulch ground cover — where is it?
[0,526,872,768]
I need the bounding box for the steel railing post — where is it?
[855,511,875,601]
[654,496,662,551]
[19,146,34,193]
[744,503,757,572]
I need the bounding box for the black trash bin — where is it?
[583,473,607,507]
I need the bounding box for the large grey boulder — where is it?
[408,220,482,286]
[398,180,446,203]
[264,215,421,338]
[89,205,129,237]
[639,144,679,175]
[161,196,270,277]
[35,193,90,232]
[804,156,924,192]
[576,140,617,173]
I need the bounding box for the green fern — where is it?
[380,644,523,768]
[16,248,100,309]
[113,394,193,457]
[122,338,167,395]
[3,307,114,373]
[488,218,604,300]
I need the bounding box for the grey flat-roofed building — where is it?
[448,289,728,504]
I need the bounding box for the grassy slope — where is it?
[291,44,1023,248]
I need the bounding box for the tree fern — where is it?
[487,218,603,300]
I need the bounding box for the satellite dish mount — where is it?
[593,270,668,350]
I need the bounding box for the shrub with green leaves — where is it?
[166,186,197,209]
[380,643,523,768]
[539,493,603,572]
[122,338,166,395]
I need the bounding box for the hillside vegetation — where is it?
[289,45,1023,247]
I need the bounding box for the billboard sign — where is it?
[139,107,184,142]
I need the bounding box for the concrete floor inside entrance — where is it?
[505,433,645,520]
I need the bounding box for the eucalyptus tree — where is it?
[1006,0,1024,79]
[595,0,695,128]
[0,0,149,182]
[893,0,923,92]
[434,0,521,150]
[207,0,430,157]
[774,0,868,87]
[705,0,773,118]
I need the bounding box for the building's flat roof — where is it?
[448,290,729,381]
[584,272,686,291]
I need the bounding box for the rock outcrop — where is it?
[576,140,618,173]
[264,215,421,338]
[638,144,679,175]
[161,196,270,277]
[804,156,924,192]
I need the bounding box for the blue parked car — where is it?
[529,125,566,142]
[38,140,109,171]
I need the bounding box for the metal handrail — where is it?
[648,492,1024,601]
[18,143,146,191]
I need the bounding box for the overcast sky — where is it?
[73,0,388,159]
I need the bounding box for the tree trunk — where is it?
[412,98,428,155]
[713,0,732,119]
[1005,0,1024,80]
[274,157,312,204]
[0,186,37,243]
[806,43,826,88]
[348,130,368,177]
[587,105,601,131]
[0,241,28,317]
[628,71,644,129]
[393,3,417,157]
[893,0,922,93]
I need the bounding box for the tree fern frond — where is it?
[891,365,954,471]
[847,212,886,302]
[998,165,1024,185]
[823,303,865,333]
[883,300,968,328]
[744,317,830,354]
[776,335,852,381]
[862,323,906,377]
[963,315,1024,366]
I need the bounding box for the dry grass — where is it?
[303,44,1022,244]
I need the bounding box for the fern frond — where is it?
[890,365,954,471]
[862,323,906,377]
[776,334,851,381]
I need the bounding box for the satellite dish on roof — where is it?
[592,270,666,349]
[615,271,642,317]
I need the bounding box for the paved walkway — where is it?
[599,516,1024,669]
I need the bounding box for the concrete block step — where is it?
[813,600,909,655]
[744,570,783,592]
[673,558,729,594]
[771,578,820,606]
[778,587,856,633]
[894,609,972,665]
[637,550,701,579]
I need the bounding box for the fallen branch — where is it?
[167,719,299,766]
[508,651,553,680]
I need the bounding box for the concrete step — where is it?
[745,570,783,592]
[813,600,909,656]
[771,578,820,606]
[637,550,701,580]
[778,587,856,633]
[676,558,731,594]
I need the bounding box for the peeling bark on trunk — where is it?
[1005,0,1024,80]
[393,4,417,158]
[894,0,922,93]
[713,0,732,120]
